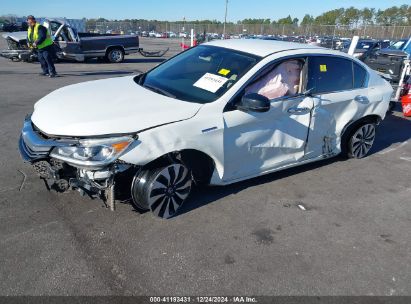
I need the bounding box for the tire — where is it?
[106,48,124,63]
[346,123,377,159]
[131,164,192,218]
[387,101,395,113]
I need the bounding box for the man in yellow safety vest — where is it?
[27,15,57,77]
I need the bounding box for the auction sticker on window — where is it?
[194,73,228,93]
[320,64,327,72]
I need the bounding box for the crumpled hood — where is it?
[31,76,202,136]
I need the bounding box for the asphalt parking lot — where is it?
[0,37,410,296]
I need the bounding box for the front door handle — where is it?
[354,95,369,103]
[287,107,310,114]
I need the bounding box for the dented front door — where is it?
[222,96,314,181]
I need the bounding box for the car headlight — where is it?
[50,136,134,168]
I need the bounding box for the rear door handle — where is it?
[354,95,369,103]
[287,107,310,114]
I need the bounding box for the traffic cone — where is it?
[401,94,411,117]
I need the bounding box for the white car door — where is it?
[222,57,314,181]
[303,56,372,159]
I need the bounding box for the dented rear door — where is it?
[304,56,372,159]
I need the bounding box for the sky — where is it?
[1,0,409,22]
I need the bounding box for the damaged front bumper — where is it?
[19,116,136,209]
[0,49,37,62]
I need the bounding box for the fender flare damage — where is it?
[142,149,216,185]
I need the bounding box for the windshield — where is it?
[388,40,406,50]
[139,45,261,104]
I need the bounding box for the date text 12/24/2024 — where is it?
[149,297,258,303]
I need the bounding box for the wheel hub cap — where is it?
[351,124,376,158]
[148,164,192,218]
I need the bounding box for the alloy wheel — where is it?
[349,123,376,158]
[148,164,192,218]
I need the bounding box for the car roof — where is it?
[204,39,323,57]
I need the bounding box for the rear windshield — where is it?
[138,45,261,104]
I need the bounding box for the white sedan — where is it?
[19,40,393,218]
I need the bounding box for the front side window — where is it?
[381,41,391,49]
[307,56,353,94]
[357,41,374,50]
[48,22,60,34]
[139,45,261,104]
[245,58,305,100]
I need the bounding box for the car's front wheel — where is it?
[347,123,376,159]
[131,164,192,218]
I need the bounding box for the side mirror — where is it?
[237,93,270,113]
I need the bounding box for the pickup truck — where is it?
[341,39,391,59]
[1,19,167,63]
[362,37,411,83]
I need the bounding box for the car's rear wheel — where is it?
[131,164,192,218]
[347,123,376,159]
[106,48,124,63]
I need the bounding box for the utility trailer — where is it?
[0,19,168,63]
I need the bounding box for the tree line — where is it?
[239,5,411,26]
[86,4,411,28]
[299,5,411,26]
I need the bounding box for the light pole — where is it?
[223,0,228,39]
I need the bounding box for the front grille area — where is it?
[19,136,51,160]
[18,117,54,162]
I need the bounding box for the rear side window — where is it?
[307,56,353,94]
[353,63,367,88]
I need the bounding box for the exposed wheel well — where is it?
[142,149,215,185]
[340,114,382,156]
[105,46,125,56]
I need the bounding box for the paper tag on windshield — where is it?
[193,73,228,93]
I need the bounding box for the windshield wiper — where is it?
[143,84,176,99]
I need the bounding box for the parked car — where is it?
[362,38,411,83]
[342,39,391,59]
[336,39,352,50]
[19,40,393,218]
[261,36,281,41]
[0,21,27,32]
[0,19,141,63]
[148,31,163,38]
[319,37,343,50]
[168,32,177,38]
